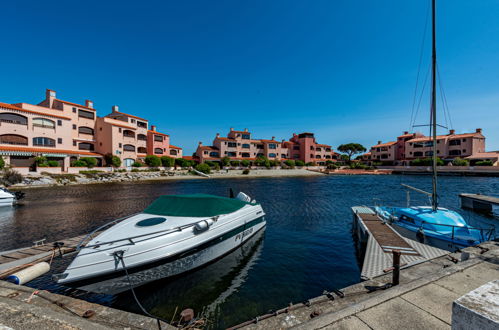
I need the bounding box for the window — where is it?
[462,149,466,153]
[424,141,433,147]
[325,148,331,152]
[73,124,77,130]
[73,141,77,146]
[78,126,94,135]
[281,154,287,158]
[78,109,94,119]
[462,138,466,142]
[123,130,135,138]
[131,119,136,123]
[137,121,147,128]
[316,147,321,152]
[228,142,237,148]
[293,146,300,150]
[154,148,163,154]
[241,153,250,158]
[242,134,250,139]
[449,139,461,146]
[381,154,388,159]
[268,153,276,158]
[72,107,77,113]
[425,151,433,156]
[256,153,264,157]
[32,118,55,128]
[118,128,122,133]
[293,154,299,159]
[138,134,147,141]
[242,143,250,149]
[170,149,178,156]
[414,151,423,157]
[57,120,62,126]
[268,144,276,149]
[138,147,147,153]
[400,215,415,224]
[413,142,424,148]
[154,135,163,142]
[57,138,62,144]
[257,144,264,149]
[0,134,28,145]
[316,155,321,159]
[227,152,236,157]
[0,113,28,125]
[209,152,219,157]
[119,143,122,148]
[123,144,135,152]
[33,137,55,147]
[78,142,94,151]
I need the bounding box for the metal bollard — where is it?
[392,249,401,286]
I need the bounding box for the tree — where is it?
[161,156,175,168]
[452,157,469,166]
[195,163,211,174]
[295,160,305,167]
[337,143,367,163]
[0,156,4,169]
[241,160,250,167]
[105,154,121,167]
[284,160,295,167]
[145,155,161,167]
[132,161,143,167]
[221,157,231,167]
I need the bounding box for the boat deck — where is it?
[460,193,499,214]
[352,206,448,280]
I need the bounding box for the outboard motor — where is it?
[14,191,25,200]
[236,192,251,203]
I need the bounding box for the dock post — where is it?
[392,250,401,286]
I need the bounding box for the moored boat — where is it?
[55,192,266,287]
[0,187,24,207]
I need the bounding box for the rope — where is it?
[113,250,167,330]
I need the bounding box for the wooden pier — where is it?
[352,206,448,280]
[460,193,499,214]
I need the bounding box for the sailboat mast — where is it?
[431,0,438,211]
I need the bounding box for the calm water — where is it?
[1,175,498,328]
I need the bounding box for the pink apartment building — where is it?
[195,129,336,164]
[0,89,182,170]
[367,129,493,165]
[146,125,183,159]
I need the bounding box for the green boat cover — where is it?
[143,194,253,217]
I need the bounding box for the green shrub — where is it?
[230,160,240,167]
[221,157,231,167]
[0,157,4,169]
[295,160,305,167]
[241,160,250,167]
[131,168,140,172]
[205,161,220,170]
[349,162,368,169]
[132,161,143,167]
[71,160,87,167]
[269,160,278,167]
[47,160,60,167]
[242,169,250,175]
[37,163,49,167]
[305,162,316,166]
[254,156,271,168]
[475,160,493,166]
[34,156,47,166]
[79,170,104,174]
[452,157,469,166]
[80,157,97,168]
[145,155,161,167]
[410,157,444,166]
[160,156,175,168]
[327,162,339,169]
[1,169,24,186]
[195,163,211,174]
[114,169,127,172]
[284,160,295,168]
[175,158,192,168]
[104,154,121,167]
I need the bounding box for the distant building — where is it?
[195,129,336,164]
[366,129,490,165]
[0,89,182,170]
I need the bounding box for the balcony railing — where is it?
[0,119,28,125]
[0,141,28,146]
[32,123,55,129]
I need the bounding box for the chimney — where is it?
[112,105,119,113]
[282,139,285,143]
[378,140,382,145]
[293,133,297,137]
[230,127,234,131]
[85,100,94,109]
[216,133,220,138]
[46,89,56,107]
[404,131,408,135]
[198,141,203,146]
[449,129,455,135]
[151,125,156,131]
[272,136,275,141]
[476,128,482,133]
[244,128,248,132]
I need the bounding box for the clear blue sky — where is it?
[2,0,498,154]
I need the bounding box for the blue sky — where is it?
[1,0,498,154]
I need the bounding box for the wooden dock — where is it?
[0,233,90,276]
[352,206,448,280]
[460,193,499,214]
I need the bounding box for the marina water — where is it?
[0,175,497,328]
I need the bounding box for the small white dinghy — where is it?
[0,187,24,207]
[55,192,266,287]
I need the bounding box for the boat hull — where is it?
[73,222,266,294]
[0,197,14,207]
[59,212,266,291]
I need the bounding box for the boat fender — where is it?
[416,228,425,243]
[195,219,214,232]
[6,262,50,285]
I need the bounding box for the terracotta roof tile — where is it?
[55,99,95,111]
[0,102,71,120]
[371,141,397,148]
[107,111,148,121]
[169,144,182,149]
[148,130,169,136]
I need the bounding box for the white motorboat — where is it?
[55,192,266,287]
[0,187,24,206]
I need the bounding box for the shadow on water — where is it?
[1,175,497,328]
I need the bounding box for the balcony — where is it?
[0,134,29,145]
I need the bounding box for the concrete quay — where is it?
[0,280,175,330]
[240,241,499,330]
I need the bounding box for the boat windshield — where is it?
[398,207,468,227]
